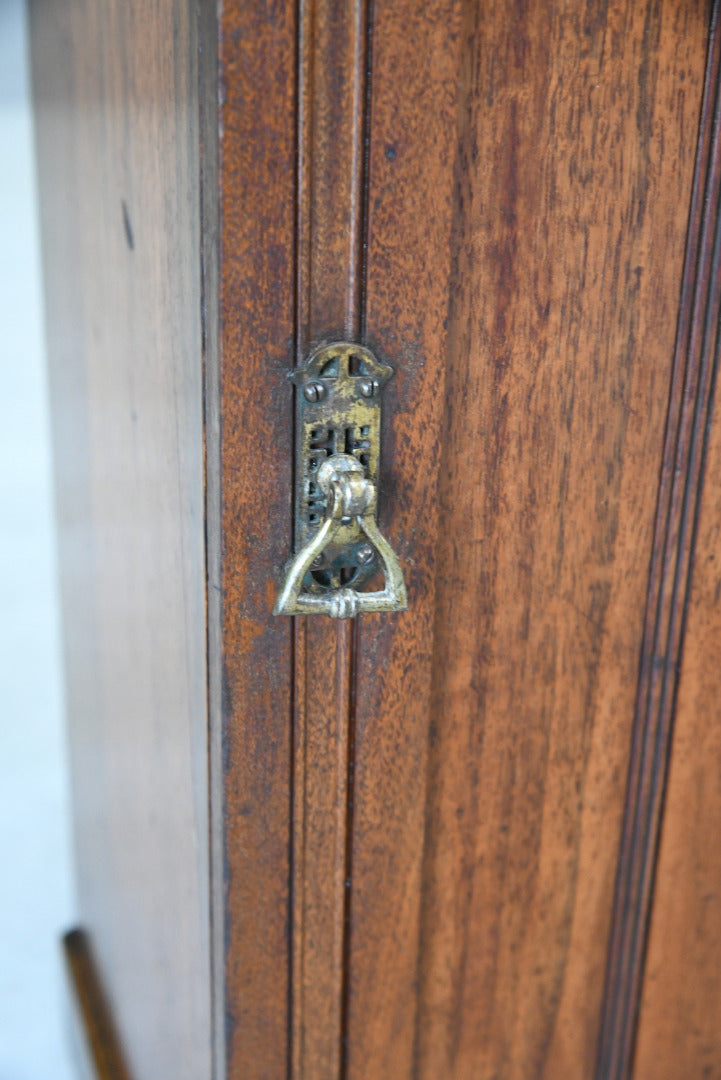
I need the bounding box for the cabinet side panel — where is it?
[29,3,211,1078]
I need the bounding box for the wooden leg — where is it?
[63,930,132,1080]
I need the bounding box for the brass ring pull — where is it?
[274,454,407,618]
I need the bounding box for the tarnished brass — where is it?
[274,342,407,618]
[274,454,407,617]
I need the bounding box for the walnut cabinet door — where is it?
[31,1,721,1079]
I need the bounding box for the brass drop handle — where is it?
[274,454,407,619]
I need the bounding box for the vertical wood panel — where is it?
[344,4,463,1078]
[597,4,720,1075]
[337,2,710,1078]
[631,6,721,1072]
[633,387,721,1080]
[213,3,296,1078]
[30,2,211,1077]
[417,4,708,1078]
[292,5,370,1078]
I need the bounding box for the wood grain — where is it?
[212,3,296,1078]
[30,4,211,1078]
[344,4,463,1078]
[634,364,721,1080]
[343,3,709,1079]
[418,6,708,1078]
[292,5,370,1078]
[36,3,717,1078]
[597,4,720,1076]
[215,6,379,1076]
[631,4,721,1073]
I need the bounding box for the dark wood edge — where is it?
[196,0,222,1072]
[63,929,133,1080]
[595,3,721,1077]
[290,1,375,1075]
[338,3,374,1070]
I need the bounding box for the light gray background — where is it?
[0,1,77,1077]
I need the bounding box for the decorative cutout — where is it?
[275,343,406,617]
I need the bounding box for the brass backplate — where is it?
[291,342,393,593]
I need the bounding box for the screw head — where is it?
[356,544,375,566]
[304,381,326,403]
[358,377,379,398]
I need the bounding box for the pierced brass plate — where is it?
[274,341,407,618]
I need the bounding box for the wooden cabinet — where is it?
[30,1,721,1078]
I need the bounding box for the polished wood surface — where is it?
[352,4,708,1079]
[635,379,721,1078]
[33,1,721,1078]
[635,376,721,1080]
[210,4,295,1078]
[633,7,721,1073]
[30,3,211,1078]
[600,5,721,1074]
[292,6,369,1077]
[346,4,462,1076]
